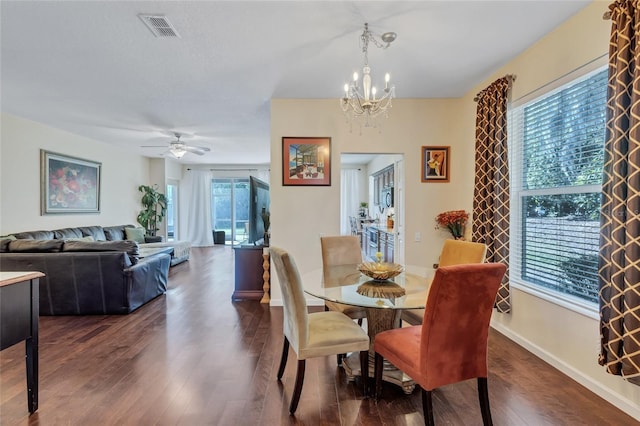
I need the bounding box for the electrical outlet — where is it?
[414,232,421,242]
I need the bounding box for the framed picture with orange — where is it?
[421,146,450,183]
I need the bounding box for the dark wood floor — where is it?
[0,247,637,425]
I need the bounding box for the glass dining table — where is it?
[302,263,432,394]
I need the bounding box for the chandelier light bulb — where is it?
[344,83,349,97]
[372,87,377,100]
[353,72,358,82]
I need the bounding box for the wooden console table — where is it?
[0,271,43,414]
[233,245,270,301]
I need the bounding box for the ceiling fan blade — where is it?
[142,145,169,148]
[183,145,210,155]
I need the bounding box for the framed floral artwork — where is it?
[41,150,101,214]
[282,137,331,186]
[421,146,450,183]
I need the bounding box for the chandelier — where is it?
[341,23,396,128]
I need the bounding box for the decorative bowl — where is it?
[357,262,404,281]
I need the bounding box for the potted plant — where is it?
[137,184,168,237]
[359,201,369,218]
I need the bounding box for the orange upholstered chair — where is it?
[401,239,487,326]
[374,263,506,425]
[270,246,369,414]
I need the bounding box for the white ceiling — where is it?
[0,1,591,165]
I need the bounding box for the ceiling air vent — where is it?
[138,14,180,38]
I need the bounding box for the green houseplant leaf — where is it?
[136,184,168,237]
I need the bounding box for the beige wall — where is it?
[270,1,639,419]
[270,97,468,288]
[0,113,150,234]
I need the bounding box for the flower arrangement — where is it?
[435,210,469,239]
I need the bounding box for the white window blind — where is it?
[508,67,607,304]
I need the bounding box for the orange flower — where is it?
[435,210,469,238]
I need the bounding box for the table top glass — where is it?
[303,263,431,310]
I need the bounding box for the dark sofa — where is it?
[0,227,173,315]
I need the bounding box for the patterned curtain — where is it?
[473,76,514,313]
[599,0,640,385]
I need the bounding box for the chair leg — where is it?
[421,388,435,426]
[477,377,493,426]
[359,350,368,397]
[277,337,290,380]
[374,352,384,400]
[289,359,306,414]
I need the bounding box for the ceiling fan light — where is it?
[170,147,186,158]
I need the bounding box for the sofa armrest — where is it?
[124,253,170,312]
[145,235,164,243]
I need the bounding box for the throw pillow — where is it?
[124,227,146,243]
[0,238,13,252]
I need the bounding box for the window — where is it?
[508,67,607,305]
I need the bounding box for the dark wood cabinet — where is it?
[362,225,395,263]
[233,246,267,301]
[372,165,394,206]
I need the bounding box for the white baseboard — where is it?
[490,321,640,421]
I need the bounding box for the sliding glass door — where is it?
[211,178,249,244]
[166,182,178,241]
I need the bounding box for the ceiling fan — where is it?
[143,133,211,158]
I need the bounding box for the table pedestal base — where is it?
[342,352,415,394]
[342,307,416,394]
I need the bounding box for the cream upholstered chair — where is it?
[270,246,370,414]
[320,236,367,325]
[401,239,487,326]
[374,263,507,425]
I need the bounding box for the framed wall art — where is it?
[421,146,450,183]
[41,150,101,214]
[282,137,331,186]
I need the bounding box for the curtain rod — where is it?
[473,74,516,102]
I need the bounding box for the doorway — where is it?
[166,181,179,241]
[340,153,404,265]
[211,178,249,244]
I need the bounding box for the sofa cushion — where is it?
[103,225,135,241]
[124,227,146,244]
[65,236,95,242]
[53,227,84,240]
[62,240,140,264]
[13,230,55,240]
[78,226,107,241]
[8,239,64,252]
